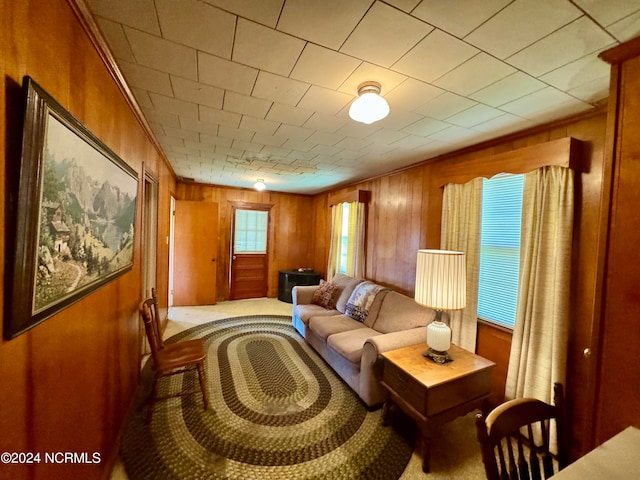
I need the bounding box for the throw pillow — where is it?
[311,280,340,309]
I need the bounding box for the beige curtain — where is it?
[346,201,366,278]
[440,177,483,352]
[326,203,344,281]
[327,202,365,280]
[505,166,574,404]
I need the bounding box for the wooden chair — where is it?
[140,291,210,421]
[475,383,567,480]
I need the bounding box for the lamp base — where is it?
[423,348,453,364]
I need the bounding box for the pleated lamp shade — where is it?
[415,249,466,310]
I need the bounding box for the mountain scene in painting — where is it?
[35,142,136,313]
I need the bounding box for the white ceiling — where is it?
[85,0,640,194]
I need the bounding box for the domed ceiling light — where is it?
[254,179,266,191]
[348,81,390,125]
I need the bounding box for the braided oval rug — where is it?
[120,315,413,480]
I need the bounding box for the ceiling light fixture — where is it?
[254,179,266,191]
[348,81,390,125]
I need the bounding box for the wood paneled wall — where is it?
[175,183,316,300]
[311,110,608,458]
[594,39,640,445]
[0,1,175,479]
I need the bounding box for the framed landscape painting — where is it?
[6,77,138,339]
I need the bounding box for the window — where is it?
[477,174,524,329]
[339,203,350,274]
[234,209,268,254]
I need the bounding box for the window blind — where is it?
[477,174,524,328]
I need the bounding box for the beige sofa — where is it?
[292,274,435,407]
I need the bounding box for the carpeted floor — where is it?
[111,298,486,480]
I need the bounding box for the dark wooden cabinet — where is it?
[278,270,322,303]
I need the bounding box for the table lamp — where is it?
[415,249,466,364]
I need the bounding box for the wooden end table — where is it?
[381,343,495,473]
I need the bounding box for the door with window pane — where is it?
[230,207,269,300]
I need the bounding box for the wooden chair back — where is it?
[140,298,163,365]
[476,383,567,480]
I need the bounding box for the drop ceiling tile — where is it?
[198,52,258,95]
[297,86,353,115]
[446,104,505,128]
[507,17,616,77]
[427,125,486,143]
[198,134,233,148]
[392,29,478,82]
[412,0,510,37]
[469,71,546,107]
[149,93,199,118]
[383,78,444,112]
[375,109,424,130]
[224,92,272,118]
[282,139,318,153]
[163,126,201,142]
[566,76,610,103]
[251,133,289,148]
[266,104,314,126]
[414,92,477,119]
[170,77,224,109]
[290,44,361,89]
[384,0,421,12]
[86,0,160,34]
[608,11,640,42]
[131,88,154,109]
[471,113,535,135]
[276,124,315,140]
[277,0,372,50]
[95,18,135,62]
[217,126,254,141]
[303,112,349,132]
[335,122,381,139]
[540,54,611,91]
[252,72,310,105]
[180,117,221,135]
[391,134,435,150]
[197,106,243,128]
[306,131,345,146]
[500,86,592,121]
[334,137,373,150]
[573,0,640,27]
[141,108,181,128]
[341,2,433,67]
[231,140,263,153]
[434,53,516,95]
[401,117,450,136]
[239,116,281,135]
[465,0,582,59]
[119,61,172,95]
[155,0,235,58]
[233,18,306,76]
[366,128,409,145]
[261,146,293,158]
[201,0,284,27]
[338,62,407,96]
[309,144,343,156]
[125,28,197,79]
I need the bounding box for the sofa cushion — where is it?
[330,274,364,313]
[327,328,382,364]
[308,314,367,341]
[311,280,340,309]
[295,304,340,325]
[372,291,435,334]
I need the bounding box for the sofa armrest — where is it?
[358,327,427,406]
[364,327,426,356]
[292,285,319,306]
